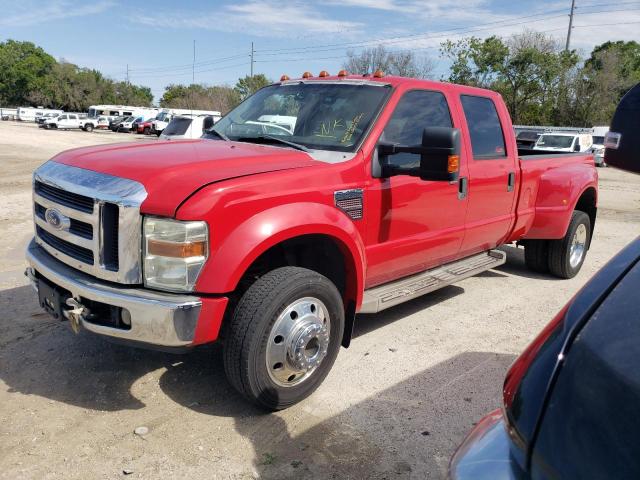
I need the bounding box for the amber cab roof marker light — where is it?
[337,69,348,77]
[373,69,385,78]
[280,74,290,81]
[302,71,313,79]
[319,70,330,77]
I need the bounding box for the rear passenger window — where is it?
[460,95,506,159]
[382,90,452,168]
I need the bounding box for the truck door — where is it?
[365,89,469,287]
[458,94,517,255]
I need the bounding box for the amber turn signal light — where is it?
[319,70,330,77]
[448,155,460,173]
[302,71,313,78]
[373,69,385,78]
[147,239,206,258]
[337,69,348,77]
[280,74,290,81]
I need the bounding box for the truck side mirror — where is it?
[203,116,214,130]
[378,126,461,182]
[573,143,581,152]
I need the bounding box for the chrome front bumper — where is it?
[26,239,202,347]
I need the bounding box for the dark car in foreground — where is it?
[450,237,640,479]
[450,82,640,479]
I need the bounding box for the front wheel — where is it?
[223,267,344,410]
[84,124,93,132]
[548,211,591,279]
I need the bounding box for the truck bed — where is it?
[509,151,597,242]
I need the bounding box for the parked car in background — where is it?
[118,116,144,133]
[36,112,60,126]
[589,125,609,167]
[159,114,217,140]
[112,116,133,132]
[109,116,127,132]
[42,113,81,130]
[533,132,593,153]
[136,119,154,135]
[152,108,221,136]
[515,130,541,152]
[131,116,154,134]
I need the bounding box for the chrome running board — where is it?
[359,250,506,313]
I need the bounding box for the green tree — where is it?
[441,32,578,125]
[160,83,240,113]
[0,40,55,106]
[234,74,271,101]
[556,41,640,126]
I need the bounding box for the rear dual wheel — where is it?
[223,267,344,410]
[524,211,591,279]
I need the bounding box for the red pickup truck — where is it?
[26,72,597,409]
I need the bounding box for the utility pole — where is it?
[191,40,195,116]
[126,64,129,84]
[250,42,254,77]
[565,0,576,51]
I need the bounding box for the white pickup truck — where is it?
[43,114,102,131]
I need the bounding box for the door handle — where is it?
[507,172,515,192]
[458,177,468,200]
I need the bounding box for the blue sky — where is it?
[1,0,639,103]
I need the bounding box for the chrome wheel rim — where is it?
[266,297,330,388]
[569,224,587,268]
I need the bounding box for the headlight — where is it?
[143,217,208,292]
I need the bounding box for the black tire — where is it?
[548,211,591,279]
[223,267,344,410]
[143,127,150,135]
[524,240,550,273]
[85,123,93,132]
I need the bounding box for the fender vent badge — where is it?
[334,189,363,220]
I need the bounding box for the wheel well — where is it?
[232,234,358,348]
[575,187,597,247]
[238,235,348,296]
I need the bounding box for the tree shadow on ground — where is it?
[159,350,516,479]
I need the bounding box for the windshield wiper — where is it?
[235,135,310,152]
[205,129,230,141]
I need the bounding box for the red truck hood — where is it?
[51,139,319,216]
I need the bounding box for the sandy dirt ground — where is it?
[0,121,638,479]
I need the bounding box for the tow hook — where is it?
[64,298,88,334]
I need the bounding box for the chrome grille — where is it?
[34,181,94,213]
[32,162,147,284]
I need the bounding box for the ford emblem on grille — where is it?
[44,208,70,231]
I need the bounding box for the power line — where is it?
[254,6,639,56]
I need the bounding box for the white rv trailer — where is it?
[87,105,159,120]
[17,107,63,122]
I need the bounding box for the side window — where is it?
[382,90,452,168]
[460,95,506,159]
[59,115,67,120]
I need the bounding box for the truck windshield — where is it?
[206,82,391,152]
[537,135,575,149]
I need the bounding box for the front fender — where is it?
[194,202,366,308]
[525,164,598,239]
